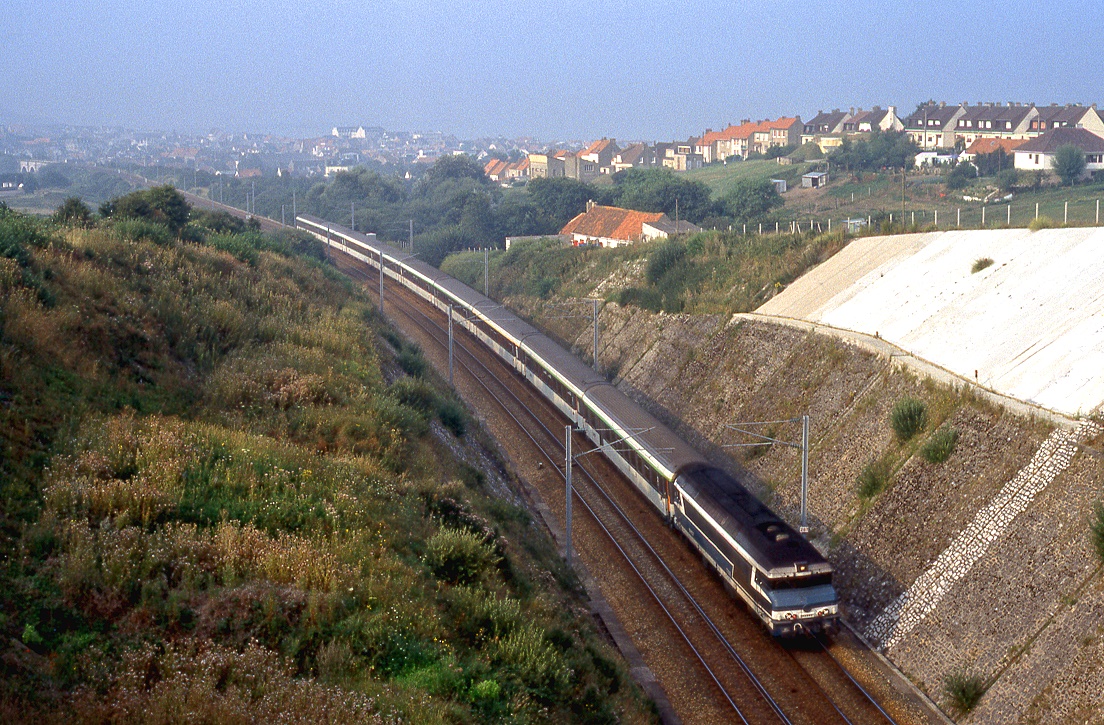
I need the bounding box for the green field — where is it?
[684,159,814,197]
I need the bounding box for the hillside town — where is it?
[484,101,1104,185]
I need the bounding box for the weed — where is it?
[890,397,927,441]
[857,457,892,499]
[424,527,500,585]
[437,398,467,437]
[920,426,959,463]
[1029,215,1058,231]
[971,257,994,273]
[1091,501,1104,564]
[944,670,986,713]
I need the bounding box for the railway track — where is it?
[332,249,901,725]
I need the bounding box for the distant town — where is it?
[3,100,1102,191]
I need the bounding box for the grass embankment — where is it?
[683,159,813,197]
[0,206,649,723]
[444,229,847,317]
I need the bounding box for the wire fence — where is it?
[734,196,1104,237]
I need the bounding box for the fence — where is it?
[734,197,1103,237]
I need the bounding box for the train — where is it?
[296,214,839,636]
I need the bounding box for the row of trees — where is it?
[221,157,786,265]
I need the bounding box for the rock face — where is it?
[520,299,1104,722]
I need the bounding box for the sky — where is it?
[2,0,1100,142]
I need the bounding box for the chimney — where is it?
[888,105,896,116]
[850,107,855,115]
[586,199,596,213]
[940,101,946,108]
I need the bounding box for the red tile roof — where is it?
[582,138,614,156]
[560,205,665,241]
[965,138,1026,155]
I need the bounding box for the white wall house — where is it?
[1014,128,1104,175]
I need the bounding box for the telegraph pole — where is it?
[484,248,489,295]
[378,249,384,312]
[448,304,454,385]
[565,425,573,566]
[408,219,413,251]
[292,188,296,220]
[725,415,812,534]
[592,298,599,369]
[351,202,355,232]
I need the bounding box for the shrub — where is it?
[890,397,927,441]
[857,458,892,499]
[390,377,439,415]
[398,346,428,377]
[920,426,959,463]
[971,257,994,273]
[646,240,685,284]
[1091,502,1104,564]
[424,527,499,584]
[1029,215,1058,231]
[437,398,467,437]
[944,671,986,713]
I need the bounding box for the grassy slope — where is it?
[0,209,651,723]
[683,159,813,197]
[445,229,848,318]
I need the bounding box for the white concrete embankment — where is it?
[757,227,1104,418]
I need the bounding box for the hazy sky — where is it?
[3,0,1100,141]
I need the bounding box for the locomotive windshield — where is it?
[766,584,837,610]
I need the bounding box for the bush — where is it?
[1091,502,1104,563]
[398,346,428,377]
[645,240,685,284]
[944,671,986,713]
[1029,215,1058,231]
[971,257,994,273]
[920,426,959,463]
[890,397,927,441]
[424,527,499,584]
[857,458,892,499]
[437,398,467,437]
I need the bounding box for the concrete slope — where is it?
[758,227,1104,418]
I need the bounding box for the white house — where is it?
[1014,127,1104,175]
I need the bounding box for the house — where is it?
[612,143,656,172]
[578,138,621,177]
[528,153,566,179]
[845,106,903,133]
[1029,104,1104,136]
[1013,127,1104,176]
[640,218,702,241]
[952,102,1036,146]
[561,201,697,247]
[699,117,802,162]
[961,137,1026,162]
[801,110,852,145]
[484,158,509,182]
[505,157,529,180]
[331,126,367,139]
[657,140,704,171]
[903,103,967,149]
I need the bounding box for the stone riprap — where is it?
[865,420,1101,651]
[757,227,1104,418]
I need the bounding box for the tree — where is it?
[944,162,977,190]
[1053,144,1087,185]
[526,177,598,230]
[720,179,783,222]
[995,168,1019,193]
[54,197,93,228]
[830,130,917,172]
[110,185,191,234]
[608,168,715,223]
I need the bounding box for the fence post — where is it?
[828,218,831,233]
[957,208,961,227]
[1097,199,1100,225]
[982,206,986,227]
[1065,201,1068,225]
[1035,202,1039,220]
[912,210,915,227]
[1007,204,1011,225]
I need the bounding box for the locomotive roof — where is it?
[676,464,830,577]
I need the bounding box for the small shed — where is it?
[770,178,787,194]
[802,171,829,189]
[843,218,867,234]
